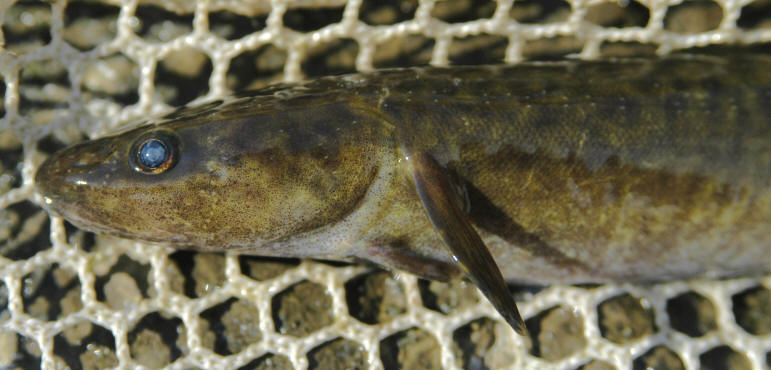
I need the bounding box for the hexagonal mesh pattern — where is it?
[1,0,769,369]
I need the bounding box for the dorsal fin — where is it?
[406,151,526,335]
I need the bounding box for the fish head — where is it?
[35,102,392,249]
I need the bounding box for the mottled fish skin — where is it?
[37,54,771,288]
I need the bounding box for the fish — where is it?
[35,54,771,334]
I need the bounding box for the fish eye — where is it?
[130,133,178,174]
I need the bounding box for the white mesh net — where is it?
[0,0,769,369]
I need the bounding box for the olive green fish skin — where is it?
[36,54,771,284]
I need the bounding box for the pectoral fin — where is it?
[406,152,526,334]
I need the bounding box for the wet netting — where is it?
[0,0,769,368]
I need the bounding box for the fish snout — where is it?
[35,138,120,215]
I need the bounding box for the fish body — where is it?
[36,55,771,332]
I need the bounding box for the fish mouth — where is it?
[34,138,119,224]
[36,153,75,210]
[36,154,92,227]
[36,156,127,237]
